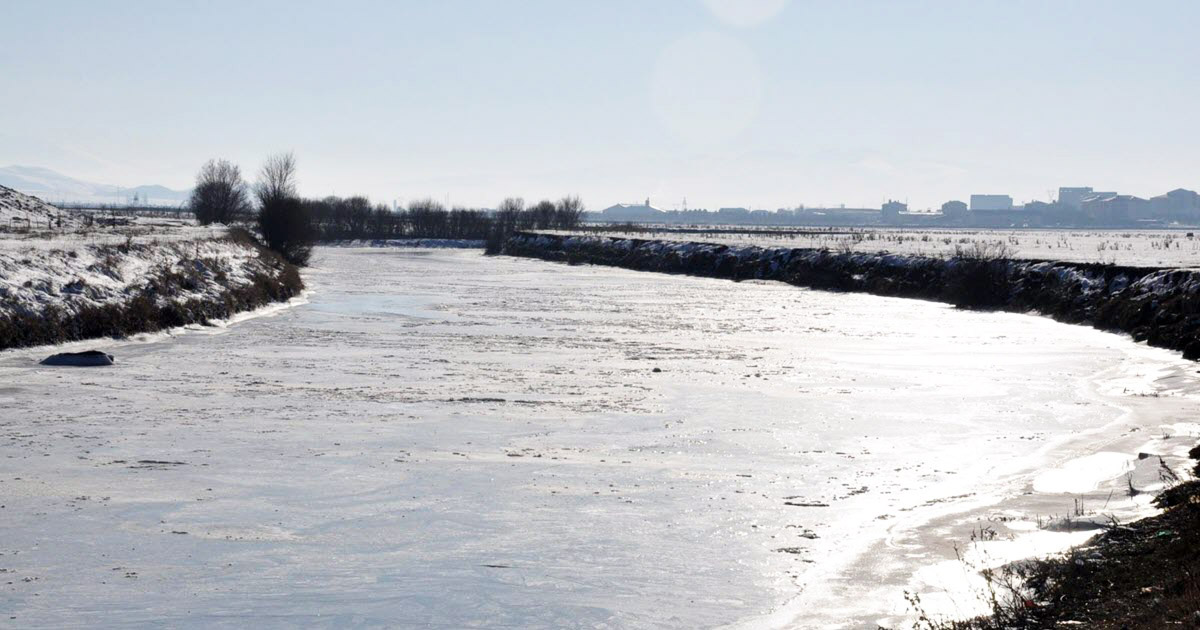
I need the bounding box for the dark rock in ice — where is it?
[40,350,114,367]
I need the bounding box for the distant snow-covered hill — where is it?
[0,165,190,206]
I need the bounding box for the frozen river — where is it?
[3,248,1199,628]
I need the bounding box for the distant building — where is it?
[969,194,1013,211]
[1149,188,1200,223]
[881,200,906,223]
[600,198,666,221]
[1058,187,1093,210]
[940,200,968,220]
[1082,194,1149,224]
[717,207,750,220]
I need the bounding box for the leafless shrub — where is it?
[954,241,1014,261]
[189,159,250,225]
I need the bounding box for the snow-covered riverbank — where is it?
[504,232,1200,360]
[0,184,302,350]
[2,248,1196,628]
[0,232,303,350]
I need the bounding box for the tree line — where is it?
[303,195,583,241]
[188,153,584,264]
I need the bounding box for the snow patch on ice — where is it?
[1162,422,1200,437]
[1032,451,1137,493]
[901,528,1097,622]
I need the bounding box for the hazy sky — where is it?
[2,0,1198,210]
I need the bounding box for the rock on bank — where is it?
[0,232,303,350]
[503,232,1200,360]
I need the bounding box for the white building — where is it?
[969,194,1013,211]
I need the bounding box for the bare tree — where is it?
[494,197,526,232]
[530,199,556,229]
[555,195,584,229]
[254,152,313,266]
[189,159,249,225]
[406,198,447,238]
[255,151,297,206]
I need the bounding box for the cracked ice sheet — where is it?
[1,248,1198,629]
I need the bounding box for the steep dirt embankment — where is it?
[503,232,1200,359]
[0,232,303,350]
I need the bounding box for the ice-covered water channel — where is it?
[3,248,1199,628]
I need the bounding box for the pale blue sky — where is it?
[2,0,1197,210]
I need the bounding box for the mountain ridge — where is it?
[0,165,190,206]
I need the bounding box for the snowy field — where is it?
[2,248,1199,628]
[1,185,217,250]
[0,217,224,255]
[562,226,1200,268]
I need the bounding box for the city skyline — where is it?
[4,162,1198,221]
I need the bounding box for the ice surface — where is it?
[1,248,1198,629]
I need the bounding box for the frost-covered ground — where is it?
[560,226,1200,268]
[0,217,224,255]
[1,186,220,253]
[1,248,1198,628]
